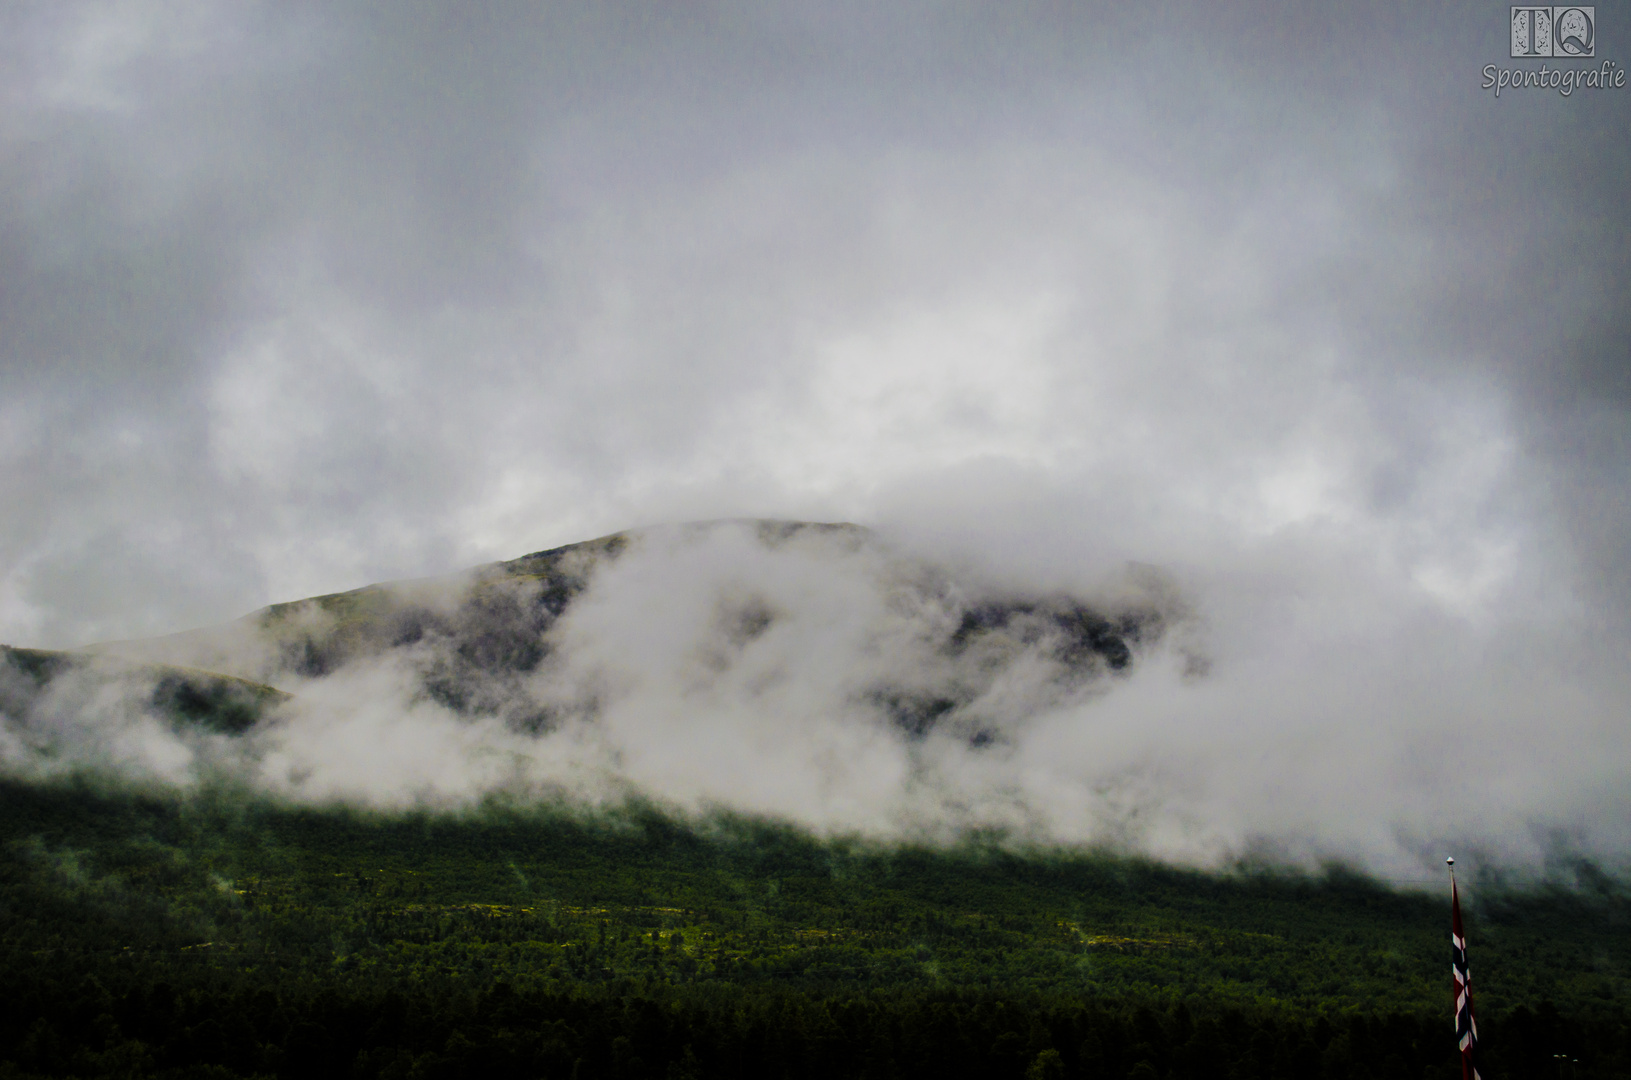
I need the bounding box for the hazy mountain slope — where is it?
[83,525,639,688]
[88,520,1172,725]
[65,518,1181,745]
[1,644,288,739]
[2,521,1190,834]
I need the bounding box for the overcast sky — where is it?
[0,1,1624,648]
[0,4,1625,654]
[3,2,1629,869]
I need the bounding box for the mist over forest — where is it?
[0,517,1625,891]
[2,5,1630,1075]
[1,2,1628,881]
[2,4,1629,892]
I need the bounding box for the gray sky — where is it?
[1,0,1622,647]
[1,2,1629,868]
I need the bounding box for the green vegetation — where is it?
[0,645,289,737]
[1,776,1628,1078]
[248,530,630,682]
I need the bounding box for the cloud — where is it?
[2,520,1624,886]
[0,3,1627,877]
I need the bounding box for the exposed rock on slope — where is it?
[7,520,1189,774]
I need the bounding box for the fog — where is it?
[1,4,1627,881]
[0,519,1624,885]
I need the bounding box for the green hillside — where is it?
[2,524,1627,1077]
[0,645,289,737]
[2,777,1627,1079]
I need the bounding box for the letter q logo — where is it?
[1512,7,1595,58]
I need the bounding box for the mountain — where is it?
[2,522,1628,1078]
[8,519,1181,753]
[81,522,639,687]
[0,644,289,738]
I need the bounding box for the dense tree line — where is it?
[2,777,1628,1078]
[4,973,1627,1079]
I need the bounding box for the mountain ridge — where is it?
[7,518,1176,751]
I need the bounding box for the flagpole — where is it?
[1449,857,1480,1080]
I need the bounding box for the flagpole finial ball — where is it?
[1446,857,1455,866]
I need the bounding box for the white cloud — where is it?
[0,3,1627,874]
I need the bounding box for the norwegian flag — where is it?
[1450,860,1481,1080]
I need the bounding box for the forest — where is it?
[2,775,1628,1079]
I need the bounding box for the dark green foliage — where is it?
[1,645,288,737]
[1,776,1627,1078]
[0,646,79,718]
[0,645,78,685]
[147,671,288,736]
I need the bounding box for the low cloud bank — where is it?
[2,519,1626,886]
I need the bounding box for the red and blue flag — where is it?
[1451,869,1480,1080]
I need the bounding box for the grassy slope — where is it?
[1,645,289,737]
